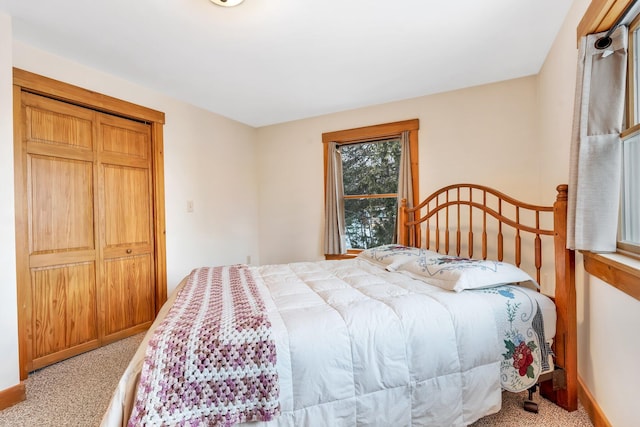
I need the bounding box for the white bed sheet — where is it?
[102,258,556,427]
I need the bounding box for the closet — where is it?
[13,69,167,378]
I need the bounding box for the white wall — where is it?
[537,0,588,190]
[12,42,261,292]
[256,76,542,264]
[0,23,261,395]
[0,11,20,392]
[537,1,640,426]
[580,276,640,427]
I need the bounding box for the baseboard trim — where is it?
[578,375,611,427]
[0,383,26,411]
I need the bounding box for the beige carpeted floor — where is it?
[0,334,144,427]
[0,334,593,426]
[469,390,593,427]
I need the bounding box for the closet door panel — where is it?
[103,255,153,336]
[29,155,95,254]
[24,93,94,150]
[102,123,150,159]
[31,262,98,368]
[99,114,155,340]
[22,93,101,370]
[102,165,151,247]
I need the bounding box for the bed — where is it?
[101,183,577,427]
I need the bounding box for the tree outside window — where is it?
[341,139,400,249]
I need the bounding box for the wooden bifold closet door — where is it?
[99,114,156,340]
[14,71,166,376]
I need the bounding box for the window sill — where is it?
[582,251,640,301]
[324,253,357,260]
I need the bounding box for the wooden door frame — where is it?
[12,68,167,380]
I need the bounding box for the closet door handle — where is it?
[126,249,132,254]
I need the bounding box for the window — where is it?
[323,119,419,257]
[621,16,640,255]
[578,0,640,302]
[341,139,401,249]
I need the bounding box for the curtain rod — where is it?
[595,0,639,49]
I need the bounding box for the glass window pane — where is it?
[344,198,398,249]
[635,27,640,126]
[341,139,401,195]
[635,26,640,126]
[621,134,640,245]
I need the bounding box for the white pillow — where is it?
[356,244,439,271]
[395,254,536,292]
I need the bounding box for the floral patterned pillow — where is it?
[356,244,439,271]
[395,255,536,292]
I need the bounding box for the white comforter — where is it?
[102,258,555,427]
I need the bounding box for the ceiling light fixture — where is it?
[210,0,244,6]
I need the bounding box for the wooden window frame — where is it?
[577,0,634,39]
[322,119,419,260]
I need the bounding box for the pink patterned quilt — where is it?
[128,265,280,426]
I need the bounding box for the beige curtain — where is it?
[324,142,346,254]
[567,26,628,251]
[395,131,413,242]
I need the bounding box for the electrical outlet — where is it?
[187,200,194,213]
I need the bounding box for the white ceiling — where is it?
[0,0,574,127]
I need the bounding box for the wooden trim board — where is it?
[0,383,26,411]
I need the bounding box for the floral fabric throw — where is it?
[129,266,280,426]
[474,285,554,392]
